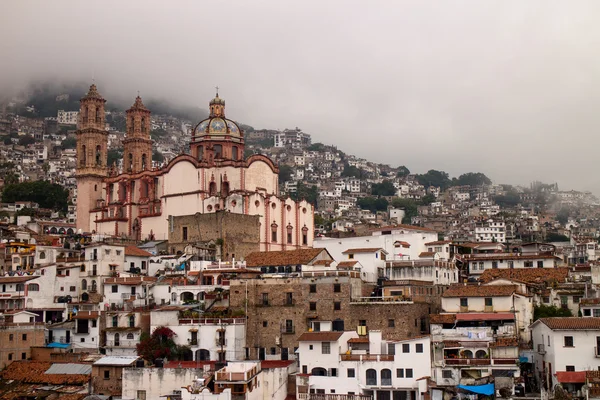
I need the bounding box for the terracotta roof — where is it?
[371,224,436,233]
[245,248,328,267]
[103,276,157,285]
[537,317,600,330]
[419,251,436,258]
[443,340,461,348]
[425,241,452,245]
[430,314,456,324]
[348,337,369,343]
[342,248,384,254]
[0,361,89,385]
[581,298,600,305]
[555,371,586,383]
[479,268,569,284]
[490,337,519,347]
[261,360,294,369]
[297,331,344,342]
[456,313,514,321]
[337,261,358,268]
[463,254,557,261]
[0,276,38,284]
[72,311,99,320]
[125,246,153,257]
[313,259,333,266]
[394,241,411,248]
[442,284,518,298]
[164,360,216,369]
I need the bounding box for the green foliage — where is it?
[546,232,570,242]
[278,165,294,183]
[18,135,35,146]
[453,172,491,186]
[251,138,273,149]
[61,136,77,150]
[136,326,190,363]
[391,197,419,223]
[493,192,521,208]
[18,83,85,118]
[396,166,410,177]
[314,214,326,226]
[415,170,451,190]
[2,180,69,212]
[556,208,571,225]
[534,304,573,321]
[420,194,436,206]
[107,114,126,132]
[291,182,318,206]
[152,150,164,163]
[107,149,122,167]
[371,180,396,196]
[307,142,327,152]
[357,196,389,213]
[341,164,365,179]
[0,163,19,185]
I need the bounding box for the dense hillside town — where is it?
[1,84,600,400]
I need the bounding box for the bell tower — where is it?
[123,96,153,173]
[76,84,108,233]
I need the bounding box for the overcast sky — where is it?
[2,1,600,192]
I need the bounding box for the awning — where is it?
[457,384,495,396]
[456,313,514,322]
[556,371,586,384]
[47,342,70,349]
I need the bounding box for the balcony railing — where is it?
[215,338,227,346]
[298,395,373,400]
[537,344,546,354]
[445,358,490,366]
[281,326,295,334]
[340,354,394,362]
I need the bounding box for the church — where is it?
[75,84,314,251]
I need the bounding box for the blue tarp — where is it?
[47,343,70,349]
[457,384,495,396]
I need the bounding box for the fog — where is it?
[2,1,600,192]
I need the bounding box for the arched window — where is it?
[287,224,293,244]
[141,154,147,170]
[127,333,134,340]
[112,316,118,327]
[221,181,230,197]
[96,145,102,166]
[130,117,135,133]
[271,222,278,243]
[209,182,217,197]
[475,350,487,359]
[84,107,88,123]
[381,369,392,386]
[114,332,120,346]
[311,367,327,376]
[95,107,101,124]
[81,145,86,166]
[198,146,203,161]
[91,280,97,292]
[214,144,222,159]
[128,153,133,172]
[81,279,87,291]
[129,315,135,327]
[27,283,39,291]
[232,146,238,160]
[462,350,473,359]
[39,251,46,260]
[141,117,146,132]
[366,369,377,386]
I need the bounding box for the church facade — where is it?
[75,84,314,251]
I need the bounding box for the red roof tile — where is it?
[337,261,358,268]
[430,314,456,324]
[556,371,586,383]
[419,251,436,258]
[125,246,153,257]
[261,360,294,369]
[442,284,518,298]
[103,276,157,285]
[455,313,514,321]
[538,317,600,330]
[297,331,344,342]
[342,248,384,254]
[425,241,452,245]
[245,248,329,267]
[0,361,89,385]
[479,268,569,284]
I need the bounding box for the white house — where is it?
[464,254,560,276]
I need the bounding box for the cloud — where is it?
[2,0,600,192]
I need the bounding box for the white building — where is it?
[57,110,79,125]
[296,330,431,400]
[464,254,561,276]
[474,220,506,243]
[531,317,600,393]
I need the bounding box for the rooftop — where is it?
[536,317,600,330]
[442,284,519,298]
[342,248,385,254]
[93,356,139,366]
[479,267,570,284]
[245,248,329,267]
[124,245,153,257]
[297,331,344,342]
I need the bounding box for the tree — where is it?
[533,304,572,321]
[2,181,69,211]
[396,166,410,177]
[493,193,521,208]
[307,142,327,152]
[278,165,294,183]
[556,208,571,225]
[18,135,35,146]
[60,137,77,150]
[371,180,396,196]
[357,196,388,213]
[341,164,364,179]
[152,150,164,163]
[136,326,190,363]
[453,172,491,186]
[107,150,122,167]
[546,232,570,242]
[41,162,50,175]
[415,170,451,190]
[151,128,168,141]
[291,182,318,206]
[420,194,436,206]
[391,197,419,224]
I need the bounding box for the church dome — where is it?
[194,92,242,137]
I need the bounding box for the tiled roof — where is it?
[124,246,153,257]
[0,276,38,284]
[538,317,600,330]
[103,276,157,285]
[0,361,90,385]
[245,248,328,267]
[342,248,384,254]
[463,254,557,261]
[348,337,369,343]
[479,268,569,284]
[261,360,294,369]
[581,298,600,305]
[313,259,333,266]
[371,224,437,233]
[489,337,519,347]
[442,284,518,298]
[425,241,452,245]
[72,311,99,320]
[430,314,456,324]
[297,331,344,342]
[419,251,436,258]
[337,261,358,268]
[555,371,586,383]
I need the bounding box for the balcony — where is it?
[445,358,490,366]
[189,339,198,346]
[484,305,494,312]
[105,340,137,348]
[340,354,394,362]
[459,306,469,313]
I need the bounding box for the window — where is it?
[333,301,341,311]
[492,261,498,269]
[564,336,574,347]
[396,368,404,378]
[387,343,395,355]
[543,296,550,303]
[478,262,484,270]
[182,227,188,241]
[309,302,317,311]
[262,293,269,306]
[8,353,12,361]
[566,366,575,372]
[286,292,294,305]
[402,343,410,353]
[381,369,392,386]
[270,347,276,355]
[584,309,592,316]
[525,261,533,268]
[263,321,268,328]
[366,369,377,385]
[271,230,277,243]
[406,368,413,378]
[287,232,292,244]
[388,319,395,328]
[347,368,355,378]
[442,370,452,379]
[112,316,118,327]
[309,284,316,293]
[116,250,121,256]
[104,370,110,380]
[333,283,341,292]
[137,390,147,400]
[112,285,118,293]
[28,283,39,291]
[303,232,308,246]
[330,368,337,377]
[232,146,238,160]
[348,253,354,259]
[70,286,76,292]
[485,298,493,307]
[322,342,331,354]
[460,298,468,307]
[573,296,582,304]
[22,334,27,341]
[537,260,544,268]
[508,260,514,269]
[416,343,423,353]
[9,334,13,341]
[309,345,313,350]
